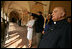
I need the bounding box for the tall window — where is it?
[1,8,3,22]
[7,16,9,22]
[1,8,9,23]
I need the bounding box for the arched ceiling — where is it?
[9,10,19,19]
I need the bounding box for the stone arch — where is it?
[3,1,31,25]
[30,1,44,14]
[9,9,20,22]
[21,8,29,26]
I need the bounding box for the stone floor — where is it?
[3,22,37,48]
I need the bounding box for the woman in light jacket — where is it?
[26,16,35,48]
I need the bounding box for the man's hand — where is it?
[42,30,45,34]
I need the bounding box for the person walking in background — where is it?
[66,16,71,23]
[26,16,35,48]
[42,13,53,34]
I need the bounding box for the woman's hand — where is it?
[28,25,32,28]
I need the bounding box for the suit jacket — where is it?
[31,13,44,33]
[39,19,71,48]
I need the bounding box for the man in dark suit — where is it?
[32,12,44,47]
[38,7,71,48]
